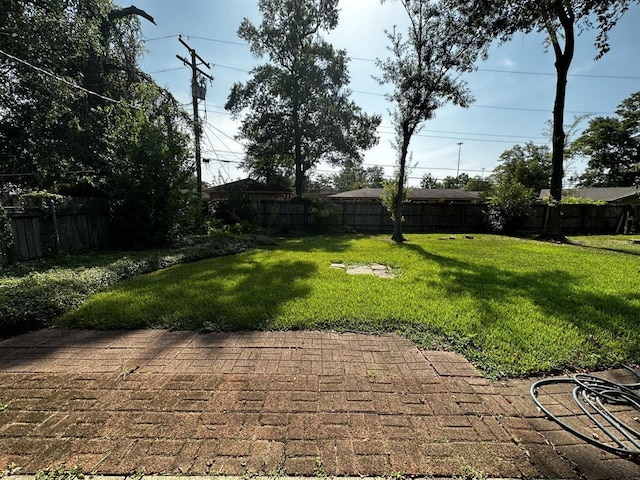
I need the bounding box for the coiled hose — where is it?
[530,365,640,458]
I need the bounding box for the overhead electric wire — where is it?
[379,126,547,140]
[149,66,186,74]
[0,48,136,108]
[377,129,548,145]
[143,34,640,81]
[203,120,245,161]
[208,124,245,146]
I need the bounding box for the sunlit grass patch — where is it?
[58,234,640,377]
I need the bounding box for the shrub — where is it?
[310,198,340,233]
[485,181,534,234]
[0,234,276,337]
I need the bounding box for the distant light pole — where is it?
[456,142,463,178]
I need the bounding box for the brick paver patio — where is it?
[1,329,639,479]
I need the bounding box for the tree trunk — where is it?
[293,101,304,197]
[543,9,575,242]
[392,130,410,243]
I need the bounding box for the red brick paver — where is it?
[0,329,638,479]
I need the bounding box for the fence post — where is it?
[48,199,61,254]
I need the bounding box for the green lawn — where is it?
[58,234,640,377]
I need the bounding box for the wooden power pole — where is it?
[177,35,213,197]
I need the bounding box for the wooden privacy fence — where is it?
[258,200,640,235]
[2,203,109,262]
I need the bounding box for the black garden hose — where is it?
[530,365,640,458]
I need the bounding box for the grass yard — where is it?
[58,234,640,377]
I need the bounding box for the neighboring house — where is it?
[329,187,482,203]
[539,187,640,204]
[203,178,293,202]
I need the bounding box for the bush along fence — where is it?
[1,196,110,263]
[257,199,640,236]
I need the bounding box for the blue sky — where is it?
[122,0,640,187]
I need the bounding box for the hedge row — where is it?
[0,234,276,337]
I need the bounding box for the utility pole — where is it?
[456,142,463,179]
[177,35,213,197]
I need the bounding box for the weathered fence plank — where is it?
[259,200,635,236]
[6,209,109,261]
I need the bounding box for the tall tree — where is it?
[452,0,637,239]
[492,142,552,192]
[225,0,381,196]
[377,0,489,242]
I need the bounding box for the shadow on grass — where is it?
[59,257,318,332]
[401,242,640,369]
[271,234,376,255]
[566,238,640,257]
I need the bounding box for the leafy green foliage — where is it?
[1,0,196,245]
[332,162,385,192]
[485,181,534,234]
[58,234,640,377]
[210,185,260,226]
[0,0,154,193]
[442,173,470,189]
[105,83,196,247]
[492,142,552,192]
[0,235,274,337]
[464,176,492,192]
[381,179,406,222]
[559,197,607,205]
[225,0,381,195]
[419,173,439,189]
[574,92,640,187]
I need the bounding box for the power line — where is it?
[207,123,245,146]
[203,120,244,162]
[144,34,640,80]
[475,68,640,80]
[149,66,186,74]
[378,130,548,145]
[352,89,614,114]
[350,55,640,80]
[0,170,96,178]
[378,125,547,140]
[201,105,549,143]
[0,48,136,108]
[145,34,248,47]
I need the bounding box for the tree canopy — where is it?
[573,91,640,187]
[225,0,381,196]
[492,142,552,192]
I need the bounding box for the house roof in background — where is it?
[539,187,639,202]
[203,178,292,194]
[329,188,482,202]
